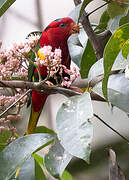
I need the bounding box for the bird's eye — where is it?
[59,22,67,27]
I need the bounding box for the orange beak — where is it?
[71,23,80,34]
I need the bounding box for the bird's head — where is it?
[40,17,79,47]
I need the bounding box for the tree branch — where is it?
[0,76,105,101]
[73,0,111,59]
[0,80,81,96]
[97,30,112,41]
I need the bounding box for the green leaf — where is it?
[120,9,129,25]
[34,126,56,135]
[68,28,88,68]
[56,92,93,163]
[35,159,46,180]
[96,10,110,33]
[93,73,129,113]
[88,58,104,82]
[80,40,96,78]
[102,23,129,100]
[107,1,128,18]
[27,32,41,82]
[28,51,36,82]
[0,129,11,152]
[0,133,54,180]
[0,0,16,17]
[61,170,73,180]
[33,153,44,167]
[122,39,129,59]
[68,34,83,67]
[44,138,72,178]
[88,51,127,82]
[78,0,93,21]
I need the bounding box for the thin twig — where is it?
[0,89,32,118]
[87,1,110,17]
[94,113,129,144]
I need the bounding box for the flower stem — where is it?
[0,89,32,118]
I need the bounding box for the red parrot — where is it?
[26,17,79,134]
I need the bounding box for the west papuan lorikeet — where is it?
[26,17,79,134]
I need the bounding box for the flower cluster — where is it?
[36,46,79,87]
[0,90,27,142]
[0,35,40,142]
[61,66,79,87]
[0,34,40,80]
[35,46,61,67]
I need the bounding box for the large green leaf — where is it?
[0,133,54,180]
[80,39,96,78]
[56,92,93,163]
[0,0,16,17]
[33,153,46,180]
[44,138,72,178]
[35,159,46,180]
[107,1,128,18]
[102,23,129,100]
[93,73,129,113]
[88,51,127,83]
[68,28,88,67]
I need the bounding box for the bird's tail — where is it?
[26,107,42,135]
[15,108,42,179]
[26,91,48,134]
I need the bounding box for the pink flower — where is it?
[50,71,55,77]
[61,80,72,87]
[0,126,6,132]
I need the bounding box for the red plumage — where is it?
[26,17,79,134]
